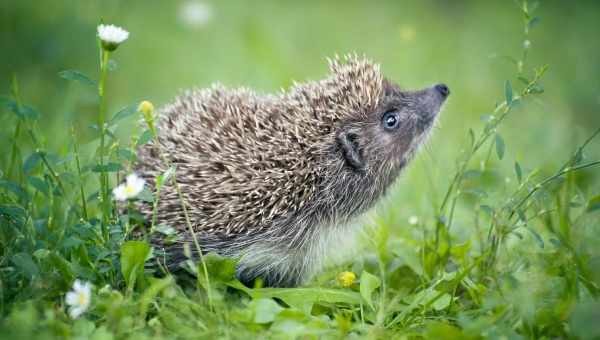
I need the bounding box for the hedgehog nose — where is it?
[434,84,450,98]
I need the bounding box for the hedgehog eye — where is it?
[382,110,400,130]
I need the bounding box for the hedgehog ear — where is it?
[337,130,365,171]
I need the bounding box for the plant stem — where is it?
[38,150,66,195]
[7,120,22,181]
[170,172,214,308]
[147,129,214,309]
[149,186,161,238]
[98,49,111,240]
[509,160,600,219]
[71,126,88,220]
[8,74,23,184]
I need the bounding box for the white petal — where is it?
[73,279,83,291]
[81,281,92,296]
[65,292,78,305]
[125,173,145,197]
[131,179,145,194]
[113,184,128,201]
[126,173,141,185]
[69,306,84,319]
[97,24,129,44]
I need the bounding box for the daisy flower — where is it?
[97,24,129,51]
[113,173,145,201]
[65,280,92,319]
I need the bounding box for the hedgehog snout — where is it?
[415,84,449,131]
[434,83,450,98]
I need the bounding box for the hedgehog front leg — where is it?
[235,238,317,287]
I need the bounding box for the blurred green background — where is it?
[1,0,599,217]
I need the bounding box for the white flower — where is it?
[179,1,212,28]
[113,173,145,201]
[65,280,92,319]
[97,24,129,51]
[408,216,419,225]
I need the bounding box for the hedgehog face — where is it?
[337,79,449,175]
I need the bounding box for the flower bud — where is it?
[139,100,156,136]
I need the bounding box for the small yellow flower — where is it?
[138,100,156,136]
[337,271,356,287]
[138,100,154,117]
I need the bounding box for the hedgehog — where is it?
[136,56,449,287]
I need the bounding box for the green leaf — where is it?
[462,169,482,179]
[137,130,154,146]
[480,205,494,216]
[586,195,600,213]
[110,104,138,125]
[495,134,505,160]
[155,223,177,236]
[156,166,176,191]
[91,162,122,173]
[120,241,152,291]
[116,149,136,162]
[136,188,154,203]
[11,252,39,278]
[27,176,49,196]
[505,80,513,106]
[517,210,527,224]
[18,105,41,120]
[468,128,475,148]
[425,321,464,339]
[431,293,452,311]
[549,238,561,247]
[0,204,27,226]
[529,84,544,94]
[480,114,494,122]
[462,188,487,198]
[199,252,237,286]
[59,70,96,87]
[230,282,361,314]
[0,96,17,113]
[249,298,284,324]
[517,76,530,85]
[0,180,29,202]
[0,97,38,119]
[139,276,174,319]
[514,162,523,183]
[47,252,75,286]
[450,241,471,264]
[525,227,544,248]
[528,17,541,31]
[360,270,381,310]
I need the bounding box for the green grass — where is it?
[1,1,600,339]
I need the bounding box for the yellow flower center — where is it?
[77,292,88,305]
[124,185,136,195]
